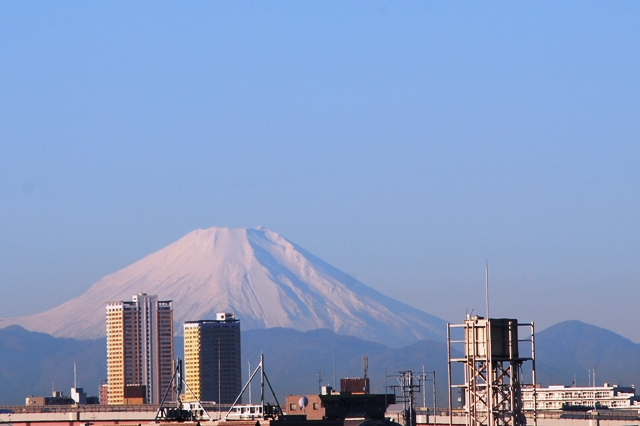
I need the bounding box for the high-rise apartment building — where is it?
[106,294,174,405]
[184,313,241,404]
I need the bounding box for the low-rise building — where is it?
[26,391,75,407]
[285,386,396,421]
[99,381,109,405]
[522,384,640,410]
[26,389,100,407]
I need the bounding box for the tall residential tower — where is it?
[184,313,241,404]
[106,294,174,405]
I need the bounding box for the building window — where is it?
[289,404,296,411]
[313,403,318,410]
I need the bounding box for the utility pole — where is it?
[218,337,221,419]
[432,371,436,416]
[388,370,420,426]
[422,365,426,409]
[419,368,436,424]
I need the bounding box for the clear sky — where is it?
[1,2,639,341]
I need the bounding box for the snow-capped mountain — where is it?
[0,227,446,347]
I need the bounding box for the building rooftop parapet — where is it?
[184,313,239,324]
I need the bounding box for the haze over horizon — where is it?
[1,3,639,342]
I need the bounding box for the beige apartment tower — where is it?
[184,313,241,404]
[106,294,174,405]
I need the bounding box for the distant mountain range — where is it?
[1,227,637,407]
[0,325,106,406]
[2,320,639,407]
[0,227,444,347]
[535,320,640,387]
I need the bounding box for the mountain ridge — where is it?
[2,320,638,406]
[535,320,640,386]
[0,227,445,347]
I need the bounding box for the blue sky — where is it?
[1,2,639,341]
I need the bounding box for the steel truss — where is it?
[448,317,536,426]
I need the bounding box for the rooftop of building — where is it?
[184,313,239,324]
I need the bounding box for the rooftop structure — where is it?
[285,389,396,421]
[341,378,370,394]
[447,316,536,426]
[25,390,99,407]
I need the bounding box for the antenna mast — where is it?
[363,356,368,380]
[485,260,490,319]
[333,351,337,389]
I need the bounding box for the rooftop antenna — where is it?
[316,371,323,394]
[363,356,368,380]
[73,361,77,389]
[485,260,490,319]
[333,351,337,389]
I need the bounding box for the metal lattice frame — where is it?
[448,317,536,426]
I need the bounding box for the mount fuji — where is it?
[0,227,446,347]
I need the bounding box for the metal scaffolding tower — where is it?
[447,316,536,426]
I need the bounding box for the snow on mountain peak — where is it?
[0,227,445,347]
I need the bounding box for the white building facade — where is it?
[523,384,639,410]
